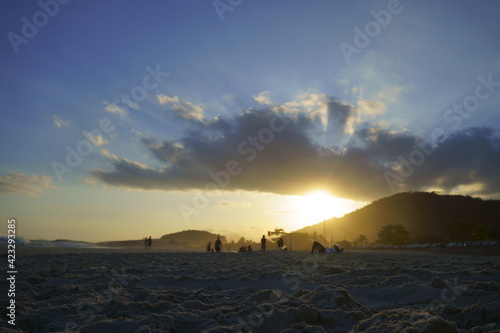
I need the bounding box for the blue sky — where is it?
[1,0,500,242]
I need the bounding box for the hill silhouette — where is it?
[295,192,500,244]
[98,230,225,249]
[160,230,227,248]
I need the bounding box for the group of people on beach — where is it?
[205,236,343,254]
[238,245,253,252]
[143,235,342,254]
[236,235,268,252]
[206,237,223,252]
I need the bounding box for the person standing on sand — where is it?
[277,238,284,250]
[207,242,211,252]
[147,236,152,250]
[261,235,267,252]
[215,237,222,252]
[144,237,148,250]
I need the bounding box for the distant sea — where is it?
[0,236,104,248]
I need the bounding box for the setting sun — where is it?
[280,190,365,230]
[300,190,340,222]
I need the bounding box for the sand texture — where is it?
[1,250,499,332]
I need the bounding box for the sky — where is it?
[1,0,500,242]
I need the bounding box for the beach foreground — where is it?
[2,250,499,332]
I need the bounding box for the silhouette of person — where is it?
[311,241,326,253]
[207,242,211,252]
[215,237,222,253]
[333,244,344,253]
[144,237,147,250]
[147,236,152,250]
[277,238,284,250]
[247,245,253,252]
[261,235,267,252]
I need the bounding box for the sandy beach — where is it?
[1,248,499,333]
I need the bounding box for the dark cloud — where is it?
[89,105,500,201]
[403,127,500,197]
[325,98,356,139]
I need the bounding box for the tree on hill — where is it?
[471,224,490,241]
[377,224,409,245]
[237,237,247,246]
[353,234,368,246]
[444,220,471,242]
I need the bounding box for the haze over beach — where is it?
[1,1,500,332]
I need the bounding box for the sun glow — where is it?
[296,191,349,223]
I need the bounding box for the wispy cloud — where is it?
[86,133,108,146]
[376,86,403,103]
[53,115,71,128]
[357,98,386,116]
[0,172,56,197]
[220,200,251,207]
[157,94,204,121]
[104,101,128,118]
[253,90,273,105]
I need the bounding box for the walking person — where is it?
[147,236,152,250]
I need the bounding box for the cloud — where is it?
[376,86,403,103]
[88,97,500,201]
[220,200,251,207]
[157,94,204,121]
[157,94,178,105]
[53,115,71,128]
[254,91,273,105]
[104,101,128,118]
[283,93,326,115]
[399,127,500,198]
[86,133,107,146]
[357,98,386,116]
[326,98,358,138]
[0,172,56,197]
